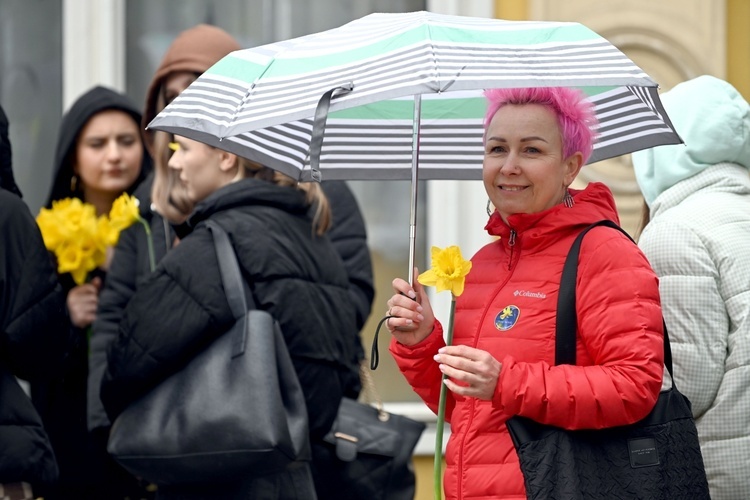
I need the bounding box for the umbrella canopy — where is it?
[148,10,681,283]
[153,86,675,182]
[148,10,680,182]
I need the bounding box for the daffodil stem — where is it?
[138,218,156,272]
[434,296,457,500]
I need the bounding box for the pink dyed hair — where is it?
[483,87,598,164]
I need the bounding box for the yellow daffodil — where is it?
[97,216,118,247]
[415,244,471,500]
[57,198,96,234]
[36,208,70,251]
[56,241,82,274]
[108,193,141,233]
[418,245,472,297]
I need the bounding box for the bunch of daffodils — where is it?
[36,193,144,284]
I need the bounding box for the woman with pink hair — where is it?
[385,87,665,498]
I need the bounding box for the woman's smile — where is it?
[499,185,526,192]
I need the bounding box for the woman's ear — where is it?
[217,150,239,173]
[563,151,584,185]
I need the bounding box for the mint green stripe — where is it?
[329,85,616,121]
[427,22,599,46]
[330,97,489,120]
[579,86,615,97]
[207,23,602,81]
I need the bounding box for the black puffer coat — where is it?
[0,104,70,484]
[101,178,359,440]
[89,175,373,431]
[31,86,153,498]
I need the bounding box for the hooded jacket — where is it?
[33,86,152,494]
[0,104,70,485]
[45,85,152,207]
[101,178,359,440]
[633,75,750,500]
[391,182,664,499]
[141,24,241,153]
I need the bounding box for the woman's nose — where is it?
[499,150,520,174]
[106,141,122,160]
[167,154,180,171]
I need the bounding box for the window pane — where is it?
[0,0,63,214]
[125,0,427,402]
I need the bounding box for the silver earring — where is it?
[486,199,494,216]
[563,189,574,208]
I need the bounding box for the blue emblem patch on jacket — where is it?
[495,305,520,331]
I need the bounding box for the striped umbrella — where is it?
[148,10,680,274]
[164,85,674,182]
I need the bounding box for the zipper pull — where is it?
[508,229,517,247]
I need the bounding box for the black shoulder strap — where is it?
[206,220,257,357]
[555,220,674,379]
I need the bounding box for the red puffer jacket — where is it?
[391,182,664,500]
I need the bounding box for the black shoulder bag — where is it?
[506,220,710,500]
[108,220,310,485]
[318,363,426,500]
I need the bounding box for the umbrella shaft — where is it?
[408,95,422,286]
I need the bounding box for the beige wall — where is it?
[527,0,727,234]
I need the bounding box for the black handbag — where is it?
[506,220,710,500]
[107,220,310,485]
[318,366,426,500]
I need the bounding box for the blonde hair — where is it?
[149,88,194,223]
[238,158,331,235]
[150,132,194,223]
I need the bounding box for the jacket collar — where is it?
[181,178,309,237]
[484,182,621,253]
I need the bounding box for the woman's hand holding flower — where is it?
[67,276,102,328]
[434,345,502,401]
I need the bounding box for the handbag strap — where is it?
[358,362,390,419]
[556,220,674,380]
[205,220,257,357]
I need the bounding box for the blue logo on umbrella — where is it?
[495,305,520,331]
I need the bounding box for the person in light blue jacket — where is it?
[632,74,750,500]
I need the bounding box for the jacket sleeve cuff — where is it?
[389,321,445,359]
[492,355,518,412]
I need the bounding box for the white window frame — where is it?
[63,0,126,109]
